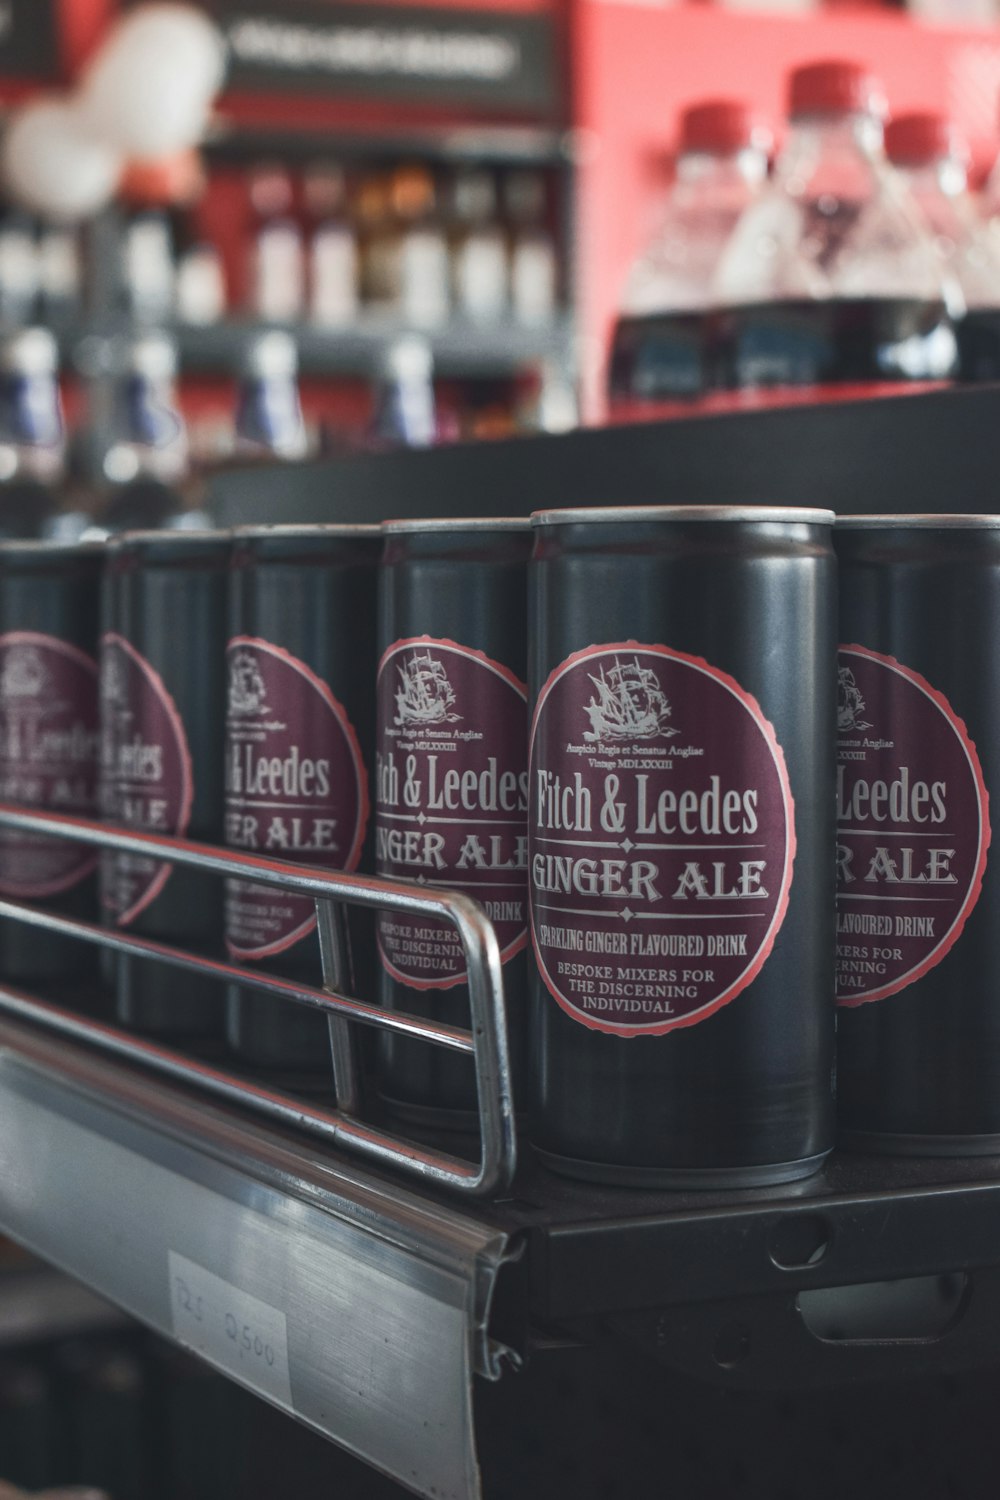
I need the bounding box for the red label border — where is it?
[836,643,992,1007]
[0,630,99,899]
[528,639,797,1038]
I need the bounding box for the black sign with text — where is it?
[0,0,60,80]
[148,0,558,112]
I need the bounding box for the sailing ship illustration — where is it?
[1,647,46,699]
[394,651,461,727]
[583,657,678,742]
[228,651,268,717]
[838,665,871,732]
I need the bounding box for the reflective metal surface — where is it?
[0,1016,515,1500]
[0,803,516,1198]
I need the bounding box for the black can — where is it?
[376,518,532,1126]
[529,505,837,1188]
[100,531,230,1038]
[0,540,103,994]
[835,516,998,1152]
[225,524,381,1074]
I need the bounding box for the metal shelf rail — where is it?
[0,802,523,1500]
[0,804,516,1201]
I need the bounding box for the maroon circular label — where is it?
[0,631,99,898]
[376,636,528,990]
[223,637,369,960]
[99,632,193,927]
[529,642,795,1036]
[836,645,990,1006]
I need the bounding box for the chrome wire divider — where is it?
[0,804,516,1197]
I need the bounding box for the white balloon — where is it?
[2,99,122,221]
[79,5,227,158]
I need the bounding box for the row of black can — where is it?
[0,510,993,1190]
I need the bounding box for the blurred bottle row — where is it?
[0,322,576,540]
[611,60,1000,408]
[0,160,562,335]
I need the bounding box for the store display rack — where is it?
[2,800,1000,1499]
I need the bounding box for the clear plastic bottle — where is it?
[886,114,1000,303]
[713,60,958,398]
[234,329,309,461]
[0,328,66,539]
[889,113,1000,382]
[608,100,770,410]
[99,333,194,533]
[450,169,508,323]
[247,162,305,324]
[305,162,360,329]
[369,335,436,448]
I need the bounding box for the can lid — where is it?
[383,517,532,533]
[788,60,886,122]
[885,112,967,167]
[531,504,835,526]
[233,523,382,540]
[836,513,1000,527]
[679,100,772,157]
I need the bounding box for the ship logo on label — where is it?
[837,664,872,732]
[1,646,47,699]
[394,649,462,728]
[583,655,679,743]
[227,649,269,718]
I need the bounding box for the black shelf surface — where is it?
[208,382,1000,526]
[498,1149,1000,1324]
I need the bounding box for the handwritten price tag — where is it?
[167,1251,293,1408]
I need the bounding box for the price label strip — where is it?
[168,1250,293,1408]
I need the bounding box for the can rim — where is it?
[383,517,532,533]
[0,538,106,559]
[106,528,232,551]
[233,523,382,539]
[530,505,836,526]
[836,514,1000,528]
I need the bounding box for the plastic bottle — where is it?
[0,328,66,539]
[99,333,194,532]
[504,169,559,327]
[450,169,508,323]
[369,335,436,448]
[889,112,1000,382]
[608,100,770,411]
[234,329,309,462]
[713,60,958,400]
[247,162,305,324]
[305,162,360,329]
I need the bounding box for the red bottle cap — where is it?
[679,100,771,157]
[885,112,967,166]
[789,60,887,121]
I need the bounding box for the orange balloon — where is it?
[120,149,205,207]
